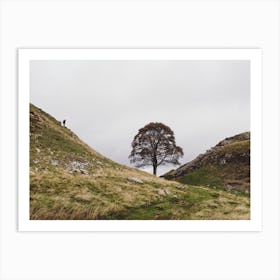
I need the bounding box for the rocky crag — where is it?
[162,132,250,193]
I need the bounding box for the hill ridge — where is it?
[162,132,250,193]
[30,104,250,220]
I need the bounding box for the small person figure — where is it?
[63,119,66,127]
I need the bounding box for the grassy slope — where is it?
[30,104,250,220]
[164,137,250,193]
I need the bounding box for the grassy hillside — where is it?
[30,104,250,220]
[163,133,250,193]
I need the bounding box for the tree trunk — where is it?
[153,165,157,176]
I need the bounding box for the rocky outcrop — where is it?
[162,132,250,193]
[127,177,144,184]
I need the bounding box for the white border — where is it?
[18,49,262,232]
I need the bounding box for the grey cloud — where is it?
[30,60,250,175]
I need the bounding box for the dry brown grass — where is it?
[30,170,250,220]
[30,103,250,220]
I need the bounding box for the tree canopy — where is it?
[129,122,183,176]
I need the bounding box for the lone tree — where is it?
[129,122,183,176]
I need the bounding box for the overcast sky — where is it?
[30,60,250,175]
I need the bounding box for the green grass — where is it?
[100,185,249,220]
[177,162,250,194]
[37,126,87,156]
[178,166,223,187]
[163,132,250,194]
[219,140,250,154]
[29,103,250,220]
[30,169,250,220]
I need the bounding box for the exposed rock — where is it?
[162,132,250,193]
[68,160,91,169]
[70,168,89,175]
[66,160,92,175]
[80,169,88,175]
[158,188,172,195]
[70,168,79,174]
[158,189,166,196]
[165,187,171,195]
[225,153,232,159]
[128,177,143,184]
[226,184,234,191]
[50,160,59,166]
